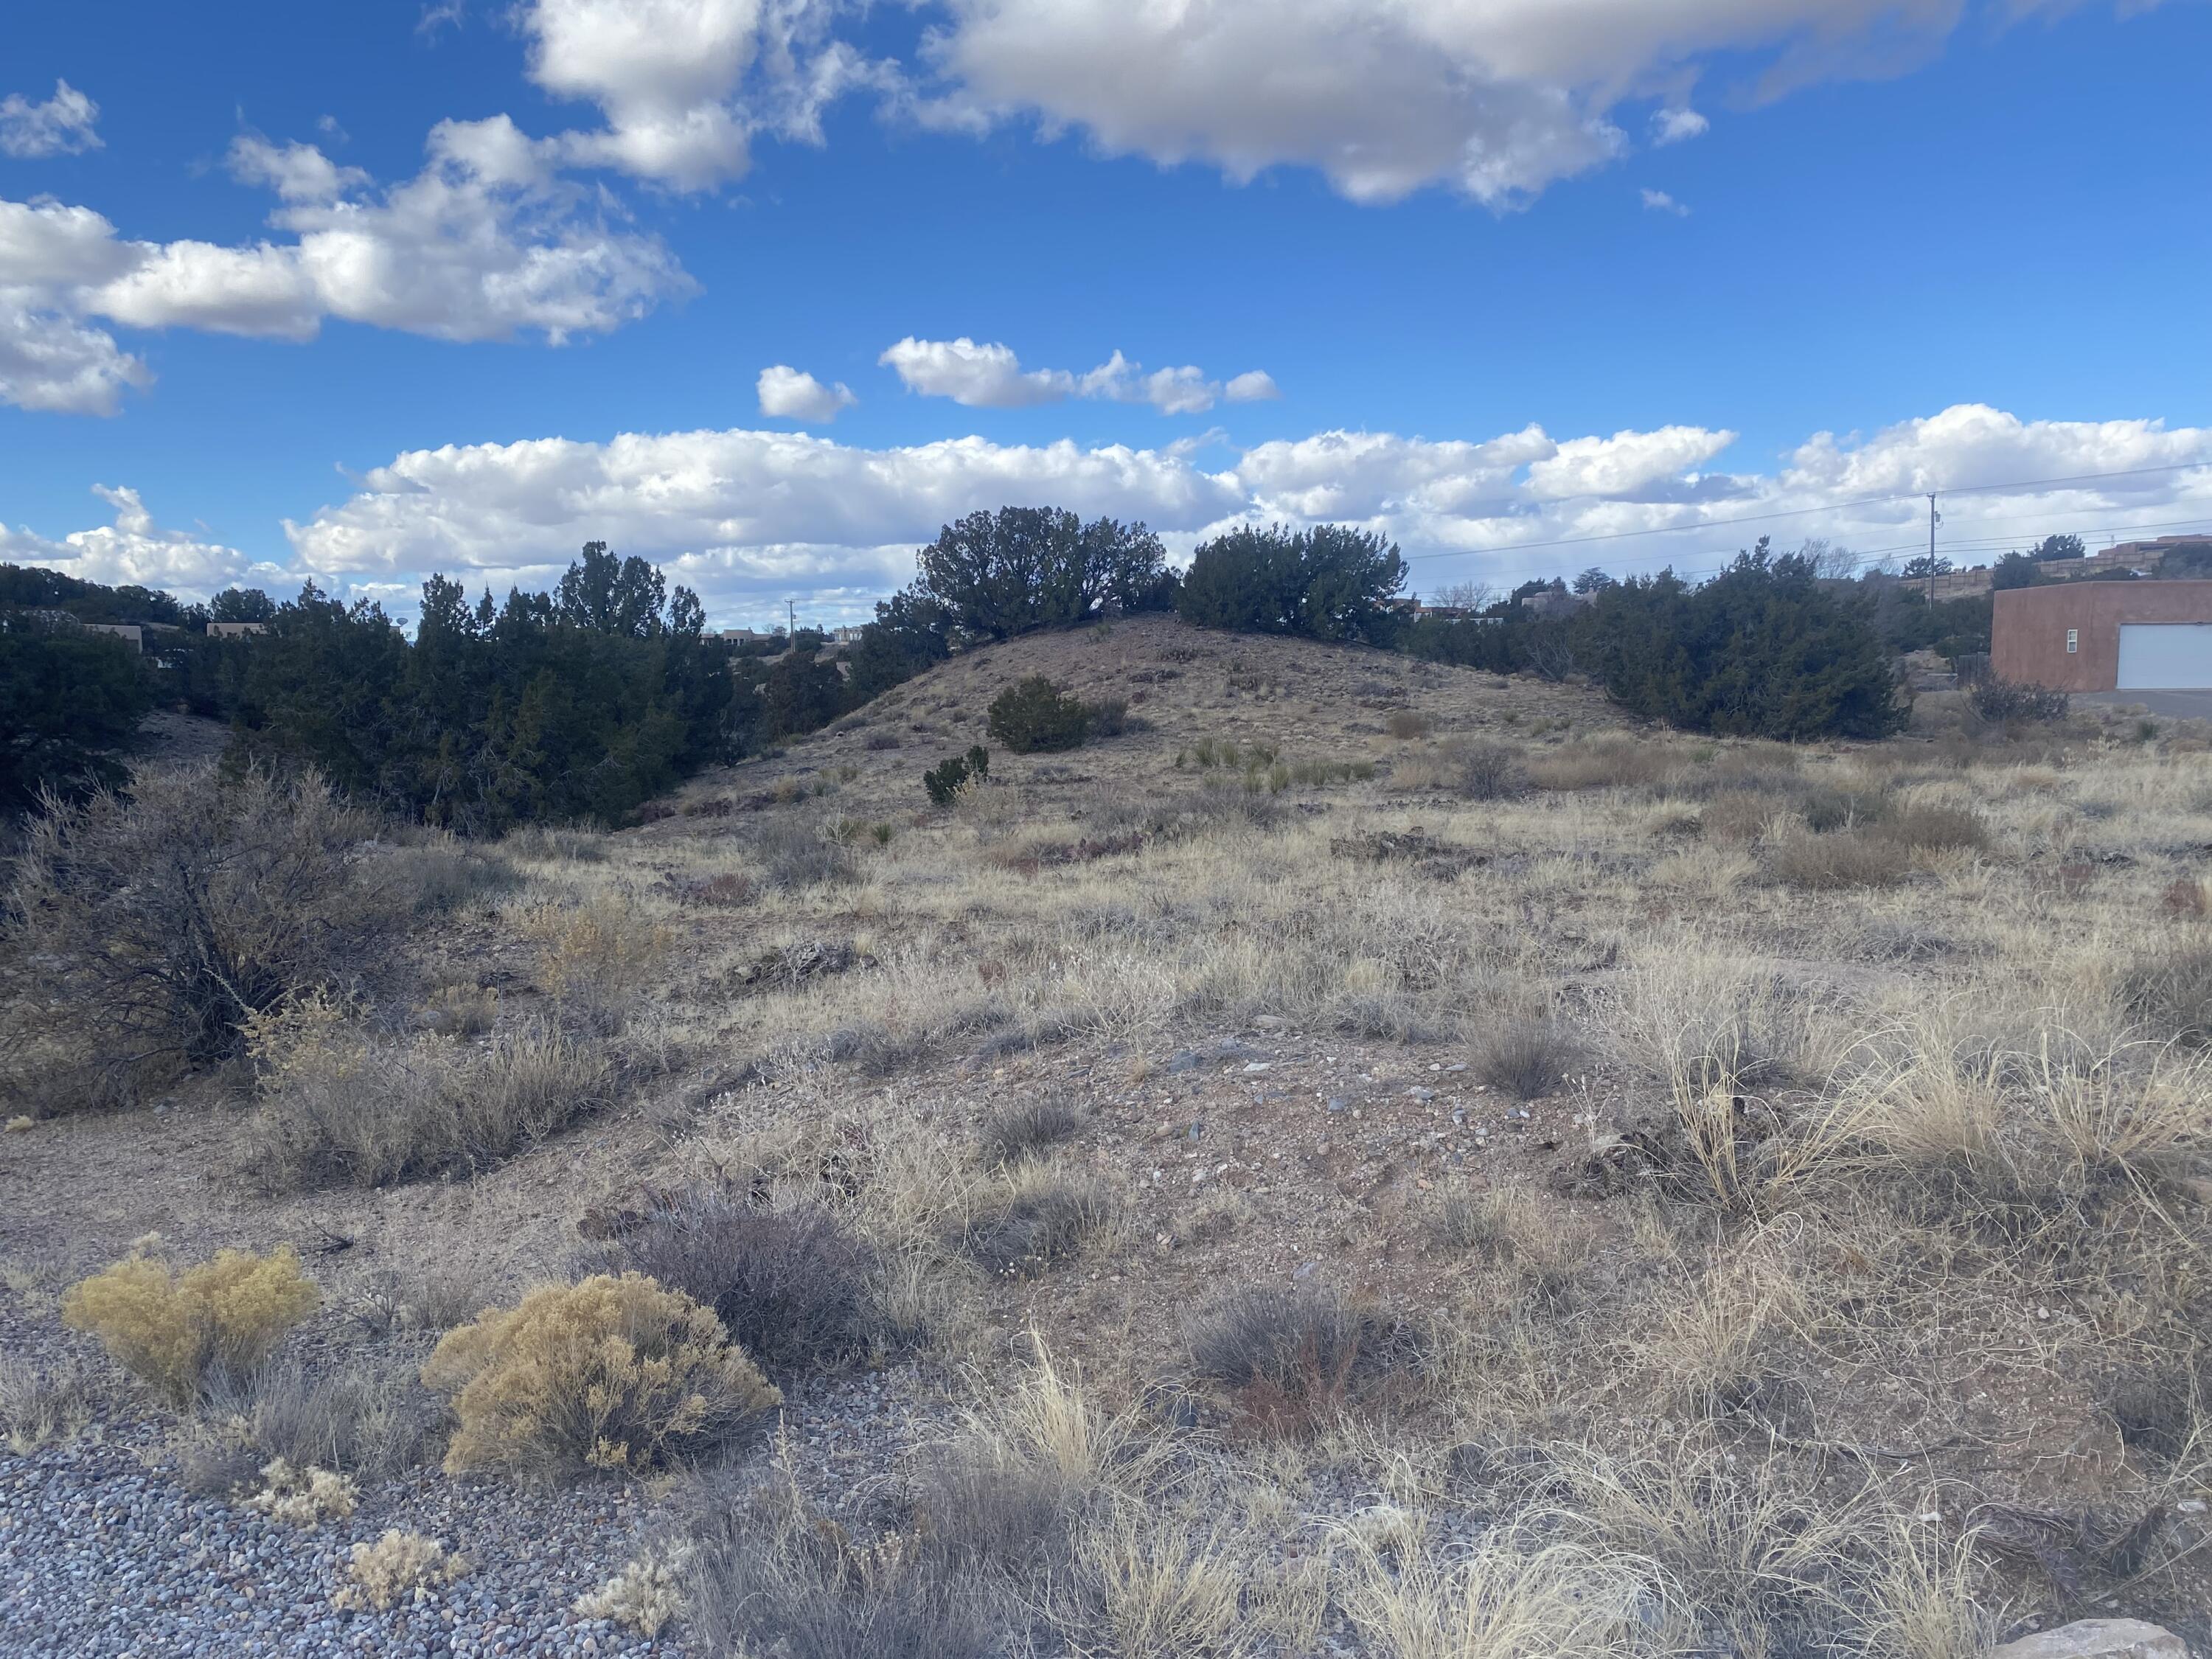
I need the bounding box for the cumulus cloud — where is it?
[0,485,288,599]
[915,0,2144,205]
[1224,370,1281,403]
[34,401,2178,627]
[1650,107,1710,145]
[1640,187,1690,215]
[518,0,889,189]
[0,80,102,159]
[880,337,1268,415]
[0,122,695,411]
[758,364,857,422]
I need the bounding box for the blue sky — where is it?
[4,0,2209,628]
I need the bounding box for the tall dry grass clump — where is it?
[242,994,613,1191]
[422,1273,780,1482]
[520,896,670,1034]
[4,762,378,1074]
[62,1241,319,1402]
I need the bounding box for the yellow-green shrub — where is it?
[420,1273,779,1483]
[60,1242,319,1402]
[333,1531,469,1611]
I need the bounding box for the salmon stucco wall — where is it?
[1992,581,2212,691]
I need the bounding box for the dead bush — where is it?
[1385,711,1431,740]
[1970,679,2068,725]
[2122,944,2212,1048]
[502,823,608,862]
[195,1350,442,1482]
[1445,740,1528,801]
[1770,831,1902,889]
[4,762,380,1071]
[979,1098,1085,1164]
[1872,804,1988,855]
[0,1354,103,1454]
[605,1191,891,1375]
[521,897,669,1034]
[1475,1018,1578,1100]
[243,998,614,1192]
[422,1273,780,1484]
[368,839,521,917]
[334,1531,470,1612]
[964,1168,1119,1278]
[1526,738,1674,792]
[681,1474,1004,1659]
[755,815,860,889]
[1799,787,1891,834]
[1185,1287,1391,1435]
[62,1242,319,1403]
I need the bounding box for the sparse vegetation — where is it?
[334,1531,470,1611]
[1971,678,2069,724]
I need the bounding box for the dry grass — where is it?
[18,618,2212,1645]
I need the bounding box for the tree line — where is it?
[7,502,2031,823]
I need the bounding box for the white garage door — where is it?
[2117,624,2212,689]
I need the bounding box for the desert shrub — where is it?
[503,822,608,862]
[1526,737,1674,792]
[1177,522,1407,645]
[1701,790,1783,843]
[987,677,1093,754]
[1445,740,1527,800]
[683,1475,1003,1659]
[242,1458,358,1527]
[755,815,860,888]
[923,745,990,808]
[2124,944,2212,1048]
[243,998,614,1192]
[606,1192,889,1375]
[1871,803,1988,855]
[1085,697,1134,738]
[1970,679,2068,725]
[422,1273,781,1483]
[1799,787,1891,833]
[0,1354,102,1455]
[980,1098,1085,1164]
[196,1350,442,1481]
[1474,1018,1578,1099]
[368,839,521,916]
[4,763,378,1068]
[333,1531,469,1612]
[1580,543,1906,740]
[1185,1287,1385,1433]
[574,1546,693,1636]
[1770,832,1902,889]
[964,1169,1119,1277]
[1385,710,1430,740]
[62,1243,319,1403]
[521,896,670,1032]
[866,732,902,751]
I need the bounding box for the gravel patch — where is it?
[1,1430,677,1657]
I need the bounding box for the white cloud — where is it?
[880,335,1071,407]
[518,0,886,190]
[1650,107,1710,145]
[1224,370,1281,403]
[880,336,1267,415]
[916,0,2140,206]
[282,428,1248,608]
[758,364,857,422]
[0,120,696,411]
[0,485,287,599]
[1640,187,1690,215]
[17,401,2177,628]
[0,80,102,159]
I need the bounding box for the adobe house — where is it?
[1992,580,2212,691]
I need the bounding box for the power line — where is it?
[1400,456,2212,566]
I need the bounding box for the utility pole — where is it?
[1927,493,1941,604]
[787,598,796,640]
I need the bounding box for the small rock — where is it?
[1291,1261,1318,1281]
[1407,1087,1435,1102]
[1989,1620,2188,1659]
[1326,1097,1350,1113]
